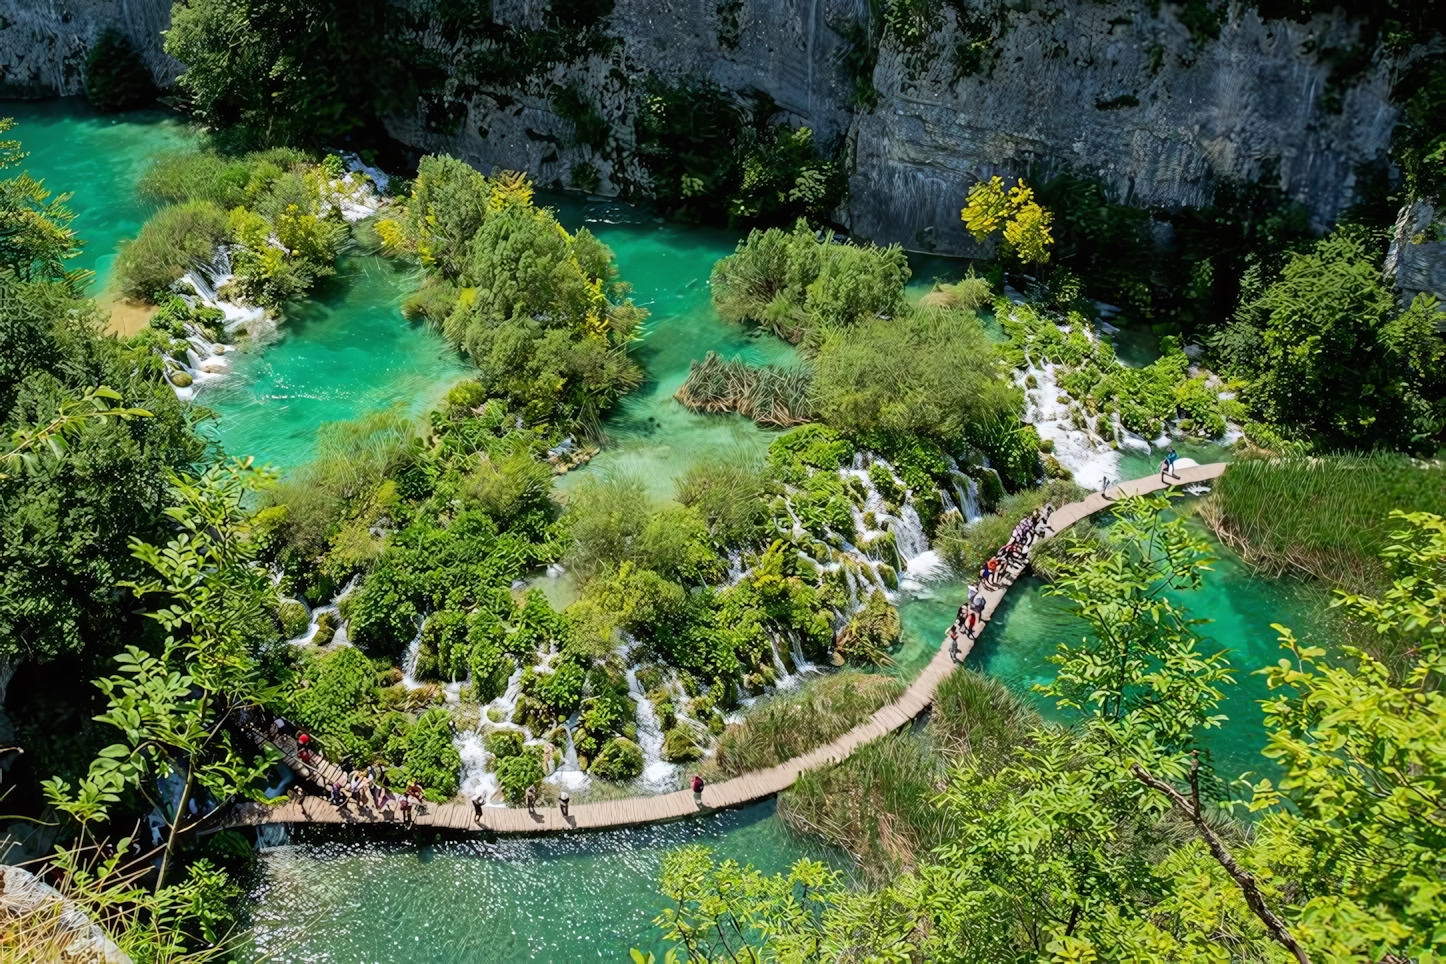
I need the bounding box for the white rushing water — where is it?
[626,667,679,793]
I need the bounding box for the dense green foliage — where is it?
[647,500,1446,963]
[1214,231,1446,451]
[634,81,845,227]
[119,149,355,306]
[165,0,420,148]
[386,159,643,433]
[83,28,157,112]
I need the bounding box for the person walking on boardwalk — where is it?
[472,793,486,821]
[947,623,961,662]
[524,784,538,815]
[559,791,570,819]
[965,607,980,640]
[1160,458,1171,484]
[691,774,705,806]
[399,793,414,828]
[1166,447,1179,477]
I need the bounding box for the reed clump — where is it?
[1201,454,1446,593]
[778,668,1038,884]
[708,671,903,777]
[674,351,814,427]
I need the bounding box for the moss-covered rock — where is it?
[662,726,702,763]
[169,370,193,388]
[278,598,310,639]
[590,737,643,781]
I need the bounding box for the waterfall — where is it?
[625,668,679,793]
[292,575,360,648]
[950,470,982,523]
[892,504,928,562]
[768,638,800,690]
[454,729,492,801]
[787,631,818,677]
[400,622,426,690]
[545,716,591,793]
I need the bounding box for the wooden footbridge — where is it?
[226,462,1228,835]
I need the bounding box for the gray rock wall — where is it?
[0,0,180,98]
[1387,199,1446,306]
[851,2,1398,254]
[0,0,1405,256]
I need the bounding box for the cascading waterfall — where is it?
[400,622,426,690]
[625,667,679,793]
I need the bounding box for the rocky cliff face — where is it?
[0,0,1406,258]
[1387,200,1446,305]
[389,0,1401,254]
[0,0,180,98]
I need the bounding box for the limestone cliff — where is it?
[0,0,1409,257]
[0,0,180,98]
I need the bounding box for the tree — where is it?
[1221,230,1446,451]
[962,176,1054,265]
[0,118,84,285]
[45,461,283,890]
[1040,492,1234,753]
[165,0,418,148]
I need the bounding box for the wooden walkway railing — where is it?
[226,462,1228,834]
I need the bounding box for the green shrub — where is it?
[496,750,544,805]
[486,729,524,759]
[83,28,156,112]
[835,589,901,665]
[396,708,461,800]
[662,726,702,763]
[278,599,310,638]
[115,201,229,301]
[590,736,644,780]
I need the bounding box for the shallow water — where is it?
[968,518,1330,783]
[246,802,833,962]
[0,99,198,290]
[198,255,473,471]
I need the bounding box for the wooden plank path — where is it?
[227,462,1228,835]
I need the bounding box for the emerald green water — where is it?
[247,802,831,962]
[968,518,1330,783]
[199,256,472,470]
[0,99,197,290]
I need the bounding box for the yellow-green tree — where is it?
[962,175,1054,265]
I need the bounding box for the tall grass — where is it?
[114,200,229,301]
[675,453,770,549]
[708,671,904,777]
[674,352,813,427]
[1202,454,1446,592]
[929,667,1041,765]
[779,734,950,884]
[778,668,1038,883]
[138,148,314,208]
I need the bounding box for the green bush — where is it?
[590,736,644,780]
[278,599,310,638]
[115,201,230,301]
[396,708,461,800]
[83,28,156,112]
[486,729,524,759]
[496,749,544,804]
[662,726,702,763]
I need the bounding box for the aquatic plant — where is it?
[708,671,902,777]
[674,351,814,426]
[1202,454,1446,593]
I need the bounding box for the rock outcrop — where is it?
[1387,199,1446,306]
[0,0,180,98]
[0,0,1408,255]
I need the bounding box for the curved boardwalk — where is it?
[227,461,1228,835]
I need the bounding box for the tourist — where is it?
[407,781,423,801]
[472,794,486,820]
[1166,447,1180,477]
[978,564,991,589]
[271,715,289,738]
[1160,458,1170,484]
[985,556,1001,585]
[328,782,343,807]
[1100,477,1113,500]
[956,601,970,626]
[947,623,960,661]
[965,608,979,639]
[691,774,705,805]
[559,791,570,819]
[400,794,414,828]
[525,785,538,814]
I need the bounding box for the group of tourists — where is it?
[324,761,427,826]
[946,504,1055,662]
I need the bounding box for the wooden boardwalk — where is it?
[227,462,1228,835]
